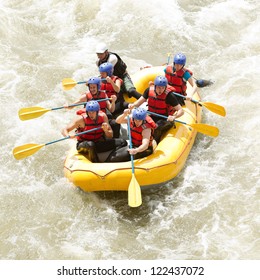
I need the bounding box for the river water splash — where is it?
[0,0,259,260]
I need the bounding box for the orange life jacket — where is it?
[131,116,156,147]
[165,65,193,95]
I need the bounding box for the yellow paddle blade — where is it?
[13,143,45,160]
[18,107,51,121]
[62,78,77,90]
[128,174,142,207]
[190,123,219,137]
[200,102,226,117]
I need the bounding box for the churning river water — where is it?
[0,0,259,261]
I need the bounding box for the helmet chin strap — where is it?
[173,63,184,70]
[95,111,99,122]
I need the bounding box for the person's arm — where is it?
[115,109,129,124]
[186,76,197,99]
[128,96,146,110]
[128,128,151,154]
[64,93,87,109]
[128,88,148,109]
[183,71,197,100]
[107,54,118,67]
[61,116,84,138]
[101,113,113,138]
[168,104,184,121]
[106,76,121,93]
[106,95,117,113]
[166,93,184,121]
[74,93,88,105]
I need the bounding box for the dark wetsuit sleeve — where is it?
[166,92,179,107]
[142,88,149,100]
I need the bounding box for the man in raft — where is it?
[164,52,197,105]
[61,101,127,162]
[95,42,142,100]
[128,76,184,143]
[107,107,156,162]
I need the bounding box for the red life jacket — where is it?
[165,65,193,95]
[86,91,108,113]
[147,86,175,116]
[131,116,157,147]
[76,113,105,142]
[76,108,86,115]
[76,91,108,115]
[100,76,122,98]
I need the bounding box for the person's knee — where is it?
[77,141,91,150]
[110,119,121,138]
[109,153,129,162]
[115,139,127,148]
[77,141,95,153]
[154,121,174,143]
[128,87,136,94]
[123,101,129,109]
[106,146,129,162]
[153,130,161,143]
[128,87,142,99]
[163,121,174,130]
[156,119,167,127]
[134,148,153,160]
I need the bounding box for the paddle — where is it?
[173,92,226,117]
[62,78,87,90]
[166,52,172,65]
[13,127,101,160]
[18,98,111,121]
[127,115,142,207]
[62,78,106,90]
[147,111,219,137]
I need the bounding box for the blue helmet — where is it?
[154,76,168,87]
[88,76,101,91]
[86,101,100,112]
[173,53,186,65]
[99,62,114,76]
[132,108,147,121]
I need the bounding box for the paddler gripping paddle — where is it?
[18,98,111,121]
[62,78,106,91]
[13,127,101,160]
[165,53,214,88]
[127,115,142,207]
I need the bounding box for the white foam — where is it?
[1,0,259,260]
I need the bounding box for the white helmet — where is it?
[96,42,108,53]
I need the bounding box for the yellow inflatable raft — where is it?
[63,66,202,192]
